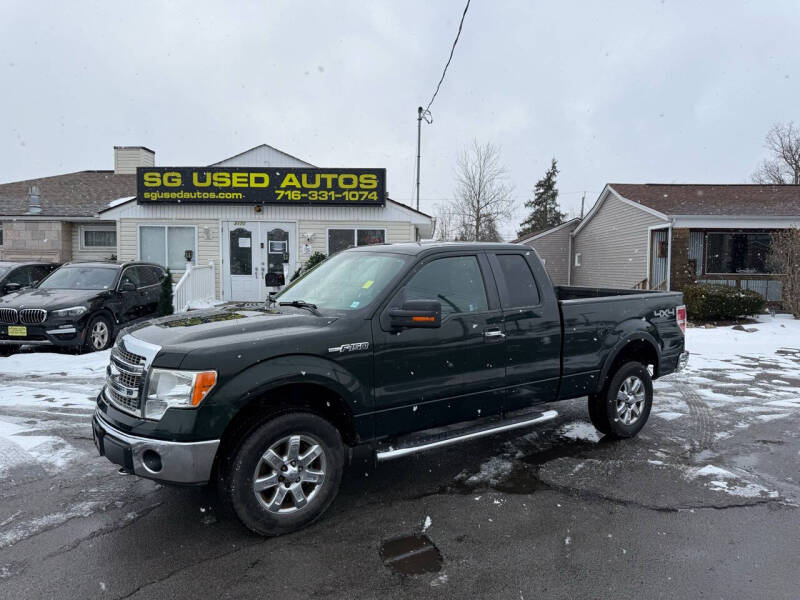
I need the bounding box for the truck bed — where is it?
[555,285,665,301]
[553,285,685,400]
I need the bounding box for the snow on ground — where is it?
[0,313,799,507]
[1,349,109,377]
[0,349,108,481]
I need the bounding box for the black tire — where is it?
[219,412,344,537]
[83,314,113,352]
[587,361,653,439]
[587,393,611,435]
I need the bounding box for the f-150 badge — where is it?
[328,342,370,354]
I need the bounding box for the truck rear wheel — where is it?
[587,361,653,438]
[220,412,344,537]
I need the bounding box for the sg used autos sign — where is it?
[137,167,386,206]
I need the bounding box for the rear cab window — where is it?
[492,253,540,308]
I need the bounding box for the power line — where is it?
[424,0,471,113]
[416,0,471,210]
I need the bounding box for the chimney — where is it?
[27,184,41,214]
[114,146,155,175]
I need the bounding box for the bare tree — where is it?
[450,140,514,242]
[433,202,457,241]
[768,227,800,318]
[751,122,800,184]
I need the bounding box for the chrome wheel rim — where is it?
[91,321,109,350]
[616,376,645,425]
[253,434,327,514]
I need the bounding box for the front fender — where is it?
[200,354,371,438]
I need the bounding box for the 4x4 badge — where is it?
[328,342,370,354]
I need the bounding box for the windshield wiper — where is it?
[279,300,319,312]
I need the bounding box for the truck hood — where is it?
[124,307,338,349]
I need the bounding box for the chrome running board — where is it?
[375,410,558,462]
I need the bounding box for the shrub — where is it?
[683,284,765,322]
[290,252,327,282]
[158,268,174,316]
[768,227,800,318]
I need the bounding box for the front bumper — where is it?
[92,409,219,485]
[0,322,85,347]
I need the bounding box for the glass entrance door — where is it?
[261,223,295,292]
[223,222,296,302]
[226,222,262,301]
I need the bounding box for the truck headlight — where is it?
[144,368,217,420]
[51,306,88,318]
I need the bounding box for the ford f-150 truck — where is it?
[92,242,688,536]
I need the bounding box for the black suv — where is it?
[0,261,60,296]
[0,261,167,354]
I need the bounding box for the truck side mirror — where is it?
[389,300,442,330]
[121,281,136,292]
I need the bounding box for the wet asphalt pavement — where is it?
[2,351,800,599]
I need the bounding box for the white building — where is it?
[101,143,432,303]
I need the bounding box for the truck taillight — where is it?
[676,305,686,334]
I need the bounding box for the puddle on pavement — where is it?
[440,438,610,496]
[380,534,443,575]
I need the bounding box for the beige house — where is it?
[100,144,433,303]
[0,147,147,263]
[514,218,580,285]
[525,184,800,301]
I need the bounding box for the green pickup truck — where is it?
[93,242,688,536]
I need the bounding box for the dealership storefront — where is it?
[99,146,432,302]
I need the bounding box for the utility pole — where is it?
[415,106,423,211]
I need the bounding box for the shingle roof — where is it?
[610,183,800,217]
[0,171,135,217]
[512,218,581,243]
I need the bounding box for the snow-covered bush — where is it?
[683,284,765,322]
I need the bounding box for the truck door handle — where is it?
[484,328,505,339]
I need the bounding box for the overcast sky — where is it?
[3,1,799,239]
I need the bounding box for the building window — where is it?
[0,224,3,246]
[705,232,772,274]
[327,228,386,254]
[139,225,197,271]
[81,226,117,248]
[574,253,582,267]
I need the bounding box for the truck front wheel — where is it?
[587,361,653,438]
[220,412,344,537]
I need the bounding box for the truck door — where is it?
[487,251,562,412]
[371,253,506,437]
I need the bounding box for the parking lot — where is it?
[1,316,799,599]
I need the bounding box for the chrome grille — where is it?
[105,342,147,415]
[19,308,47,325]
[0,308,17,324]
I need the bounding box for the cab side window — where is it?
[404,256,488,317]
[495,254,540,308]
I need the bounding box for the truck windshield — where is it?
[277,251,408,311]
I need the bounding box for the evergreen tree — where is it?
[517,158,566,238]
[158,268,174,316]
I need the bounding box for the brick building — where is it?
[0,147,148,263]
